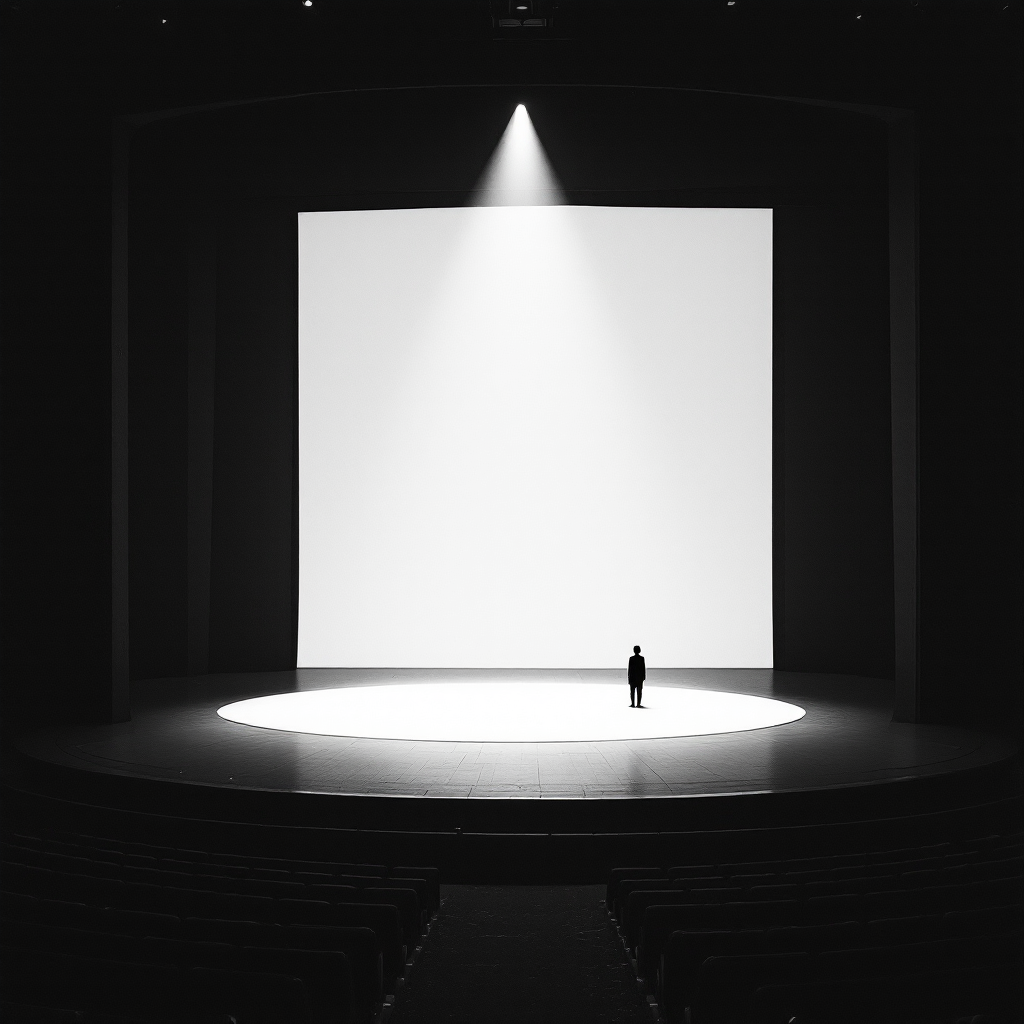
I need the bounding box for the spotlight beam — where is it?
[471,104,565,206]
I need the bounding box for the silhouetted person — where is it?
[628,645,645,708]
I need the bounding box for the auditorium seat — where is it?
[283,906,405,993]
[176,887,277,921]
[125,880,174,912]
[253,865,293,881]
[972,855,1024,880]
[670,876,725,892]
[333,873,385,887]
[239,947,354,1024]
[751,964,1023,1024]
[294,871,336,885]
[279,897,338,925]
[122,864,192,887]
[689,886,745,905]
[5,920,141,964]
[103,907,181,938]
[635,907,734,983]
[605,866,662,910]
[277,925,385,1005]
[354,887,423,946]
[613,877,670,921]
[864,913,943,946]
[689,950,809,1024]
[659,933,800,1018]
[681,931,1023,1024]
[307,882,362,903]
[944,903,1023,937]
[666,864,718,881]
[239,876,306,899]
[728,873,776,887]
[392,866,441,915]
[748,883,801,901]
[622,891,705,950]
[145,935,241,970]
[189,966,314,1024]
[0,946,185,1020]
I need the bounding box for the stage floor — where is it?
[15,669,1015,801]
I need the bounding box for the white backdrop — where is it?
[298,206,773,668]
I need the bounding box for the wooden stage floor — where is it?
[15,668,1015,803]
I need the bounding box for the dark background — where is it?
[1,0,1020,738]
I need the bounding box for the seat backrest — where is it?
[182,915,278,948]
[0,945,183,1017]
[103,906,181,939]
[391,865,440,911]
[360,887,421,946]
[188,965,313,1024]
[625,892,725,948]
[177,887,277,922]
[695,951,809,1024]
[240,945,355,1017]
[141,935,240,970]
[605,867,662,909]
[613,878,670,920]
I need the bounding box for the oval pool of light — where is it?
[217,682,805,743]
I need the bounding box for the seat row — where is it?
[1,885,417,997]
[653,909,1023,1019]
[619,878,1023,988]
[610,868,1019,937]
[680,932,1023,1024]
[0,822,443,1024]
[639,897,1021,991]
[604,834,1022,914]
[1,833,440,914]
[1,944,326,1024]
[617,854,1019,908]
[606,830,1023,1024]
[1,859,427,949]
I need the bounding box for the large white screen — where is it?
[298,206,772,668]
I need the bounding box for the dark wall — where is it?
[775,204,893,677]
[2,1,1019,737]
[918,119,1023,729]
[126,172,189,682]
[208,203,298,672]
[1,95,114,727]
[123,87,894,684]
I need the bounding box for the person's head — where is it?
[633,645,641,654]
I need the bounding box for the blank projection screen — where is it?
[298,206,773,668]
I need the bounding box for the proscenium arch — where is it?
[110,84,916,723]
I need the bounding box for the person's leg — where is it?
[629,683,636,707]
[636,683,643,707]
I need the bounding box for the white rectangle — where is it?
[298,205,773,667]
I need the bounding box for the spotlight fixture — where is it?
[303,1,312,6]
[492,0,555,30]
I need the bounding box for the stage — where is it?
[13,667,1014,799]
[7,669,1018,880]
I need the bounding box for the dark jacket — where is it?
[628,654,646,685]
